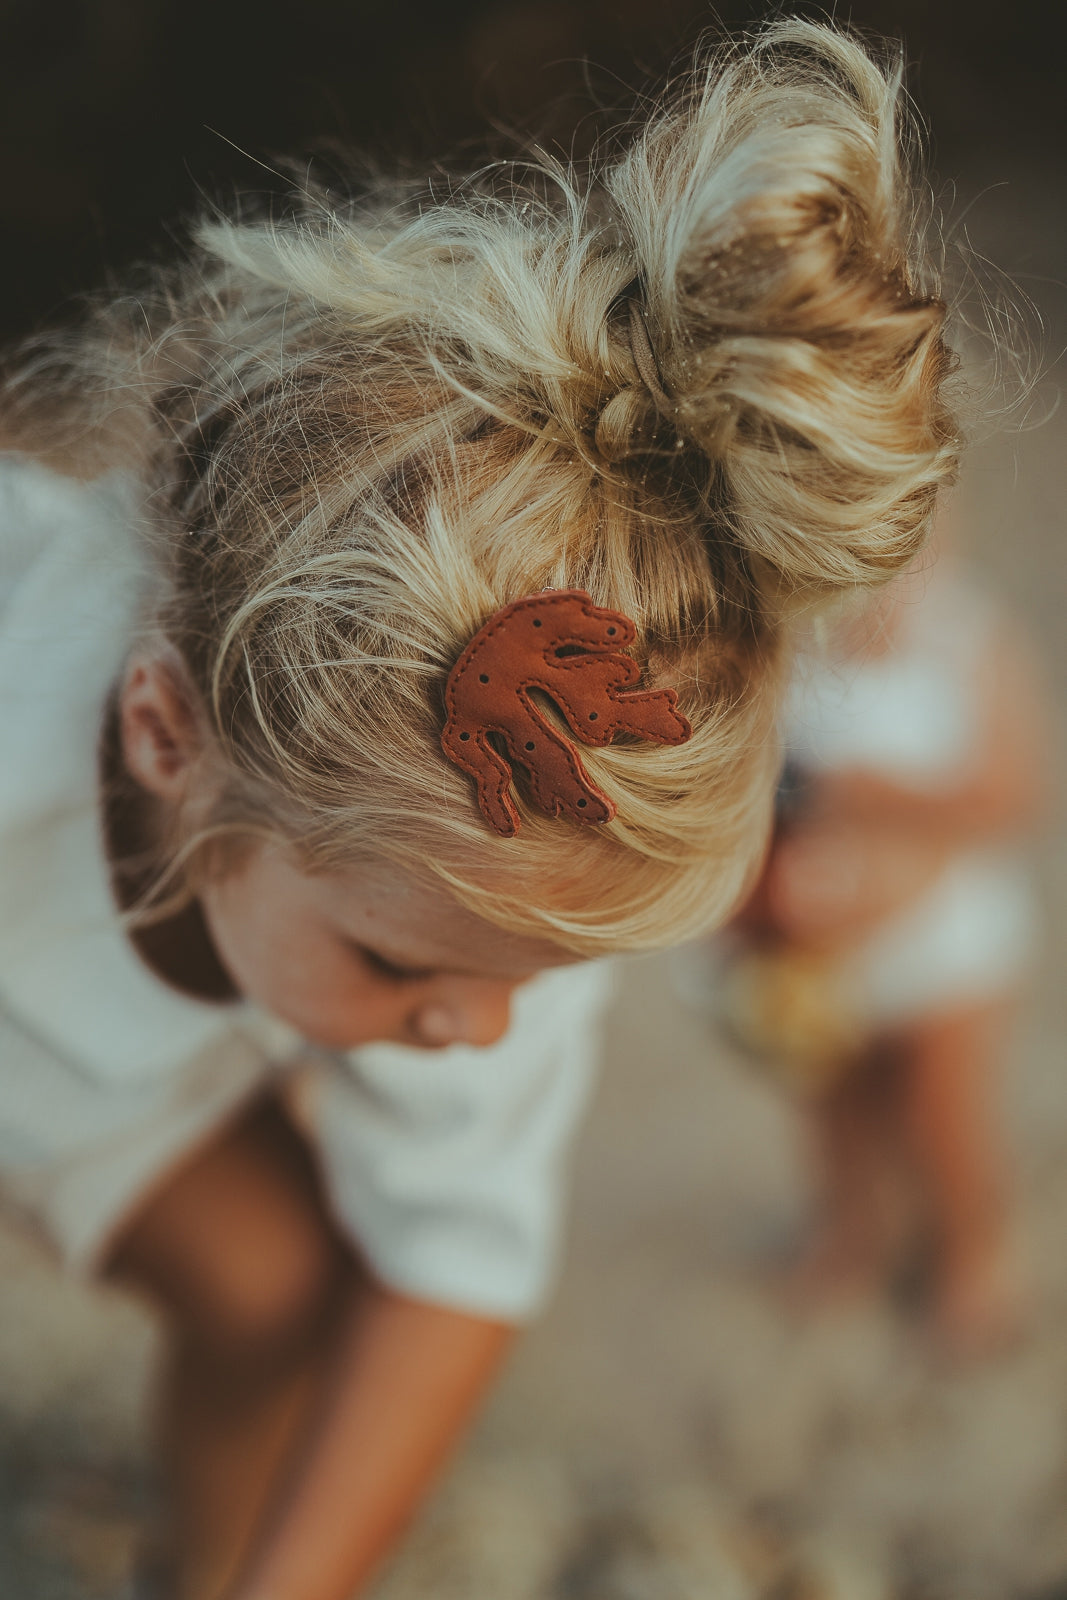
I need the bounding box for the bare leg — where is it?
[898,997,1024,1354]
[104,1094,360,1600]
[789,1041,914,1303]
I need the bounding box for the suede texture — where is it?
[441,590,692,837]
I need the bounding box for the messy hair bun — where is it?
[601,22,955,592]
[5,20,961,951]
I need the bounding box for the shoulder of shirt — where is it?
[0,454,147,607]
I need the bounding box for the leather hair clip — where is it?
[441,589,692,838]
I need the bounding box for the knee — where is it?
[108,1098,362,1370]
[178,1207,355,1367]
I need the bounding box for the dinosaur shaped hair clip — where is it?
[441,590,693,838]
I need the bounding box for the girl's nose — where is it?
[410,981,516,1050]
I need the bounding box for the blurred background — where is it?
[1,2,1064,1596]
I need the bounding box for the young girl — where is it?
[0,22,958,1600]
[713,548,1043,1353]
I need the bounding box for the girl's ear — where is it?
[119,655,204,802]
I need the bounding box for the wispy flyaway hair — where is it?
[5,20,959,952]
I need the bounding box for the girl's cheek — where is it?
[315,975,420,1049]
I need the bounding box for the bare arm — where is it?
[225,1282,515,1600]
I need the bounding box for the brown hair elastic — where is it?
[441,590,692,838]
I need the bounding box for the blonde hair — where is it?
[6,20,958,954]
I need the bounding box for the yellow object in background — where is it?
[718,947,867,1096]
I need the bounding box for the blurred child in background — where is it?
[716,537,1045,1355]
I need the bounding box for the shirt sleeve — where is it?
[0,455,66,614]
[298,961,613,1323]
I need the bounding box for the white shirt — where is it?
[779,570,1034,1022]
[0,457,608,1319]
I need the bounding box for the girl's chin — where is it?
[293,1021,374,1051]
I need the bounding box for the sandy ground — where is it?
[1,172,1064,1599]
